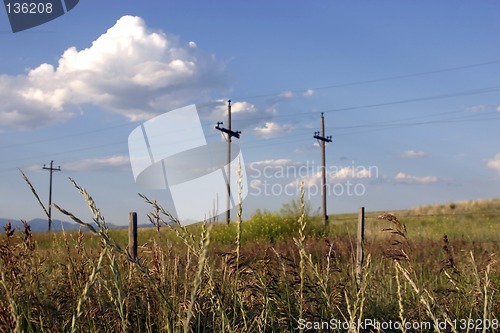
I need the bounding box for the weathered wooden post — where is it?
[356,207,365,289]
[129,212,138,260]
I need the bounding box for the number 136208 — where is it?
[6,2,53,14]
[451,319,498,331]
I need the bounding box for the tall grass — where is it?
[0,173,497,332]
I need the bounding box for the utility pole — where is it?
[314,112,332,226]
[215,100,241,224]
[43,160,61,232]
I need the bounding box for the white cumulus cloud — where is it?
[253,121,295,138]
[248,159,300,170]
[401,150,428,158]
[249,179,262,189]
[394,172,438,184]
[285,165,373,189]
[279,90,294,98]
[487,153,500,175]
[0,15,228,129]
[303,89,314,97]
[333,166,371,179]
[294,143,319,154]
[298,171,322,188]
[248,159,305,181]
[231,101,257,114]
[26,155,131,172]
[464,104,488,113]
[206,99,259,125]
[63,155,131,172]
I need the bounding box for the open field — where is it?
[1,183,499,333]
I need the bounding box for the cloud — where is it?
[279,90,294,98]
[253,121,295,138]
[0,15,228,129]
[299,171,322,187]
[464,104,488,113]
[394,172,438,184]
[286,165,374,188]
[204,87,315,135]
[294,143,319,154]
[248,159,304,180]
[211,100,257,116]
[303,89,314,97]
[204,99,263,131]
[249,179,262,189]
[278,88,314,98]
[232,101,257,114]
[62,155,130,172]
[487,153,500,175]
[333,166,371,179]
[497,106,500,112]
[249,159,300,170]
[401,150,428,158]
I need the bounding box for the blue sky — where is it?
[1,1,500,226]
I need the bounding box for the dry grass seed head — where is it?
[21,221,34,251]
[4,223,14,239]
[440,234,459,275]
[378,213,410,261]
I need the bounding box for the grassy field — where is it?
[0,181,499,332]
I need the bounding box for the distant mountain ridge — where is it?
[0,218,154,233]
[0,218,82,232]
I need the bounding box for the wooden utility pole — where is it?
[227,100,232,225]
[314,112,332,225]
[215,100,241,224]
[356,207,365,289]
[43,160,61,232]
[129,212,138,260]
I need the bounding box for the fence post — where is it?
[129,212,138,260]
[356,207,365,289]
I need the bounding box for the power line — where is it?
[3,58,500,151]
[1,83,500,171]
[3,105,499,172]
[326,86,500,114]
[0,122,136,150]
[229,60,500,101]
[227,85,500,128]
[334,114,500,138]
[2,109,499,173]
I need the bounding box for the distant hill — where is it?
[0,217,155,233]
[405,198,500,216]
[0,218,82,232]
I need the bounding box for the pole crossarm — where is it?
[313,132,332,142]
[215,122,241,139]
[42,161,61,173]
